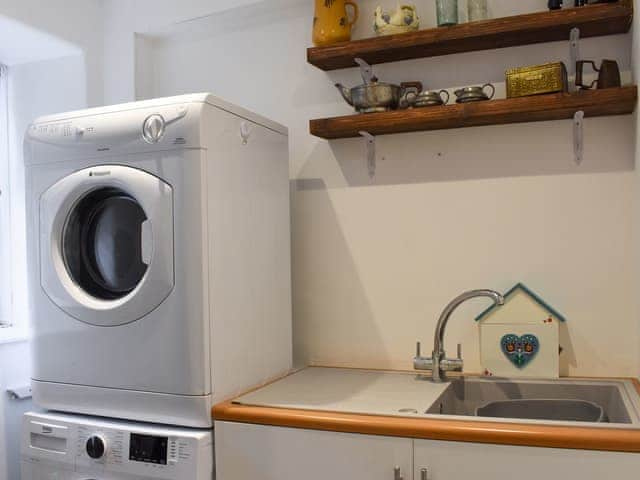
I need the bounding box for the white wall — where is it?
[0,341,32,480]
[0,55,94,480]
[101,0,639,378]
[102,0,261,104]
[0,2,104,478]
[0,0,104,106]
[0,56,90,480]
[8,54,89,328]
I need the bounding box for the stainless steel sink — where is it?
[475,399,605,422]
[425,377,640,425]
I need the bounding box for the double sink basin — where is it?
[424,376,640,425]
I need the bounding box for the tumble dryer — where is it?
[24,94,292,427]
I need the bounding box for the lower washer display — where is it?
[21,411,213,480]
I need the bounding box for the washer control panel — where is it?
[25,103,192,161]
[21,412,213,480]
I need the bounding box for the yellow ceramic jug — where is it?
[313,0,359,47]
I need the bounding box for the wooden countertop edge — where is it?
[212,377,640,453]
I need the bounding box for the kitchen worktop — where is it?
[213,367,640,452]
[234,367,450,417]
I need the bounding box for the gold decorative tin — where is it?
[506,62,568,98]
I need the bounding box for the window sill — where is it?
[0,326,29,345]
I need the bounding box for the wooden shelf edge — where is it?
[308,1,633,71]
[309,86,638,139]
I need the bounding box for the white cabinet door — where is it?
[215,421,413,480]
[414,439,640,480]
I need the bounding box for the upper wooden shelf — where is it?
[309,86,637,139]
[307,1,633,71]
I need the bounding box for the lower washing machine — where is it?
[21,411,213,479]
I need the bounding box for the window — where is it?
[0,64,11,330]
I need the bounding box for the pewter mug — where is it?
[575,59,621,90]
[413,89,450,107]
[454,83,495,103]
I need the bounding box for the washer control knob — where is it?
[142,114,166,144]
[86,435,106,459]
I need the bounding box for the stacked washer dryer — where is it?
[20,94,292,479]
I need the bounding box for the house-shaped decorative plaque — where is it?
[476,283,566,379]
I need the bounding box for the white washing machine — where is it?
[24,93,292,427]
[21,411,213,479]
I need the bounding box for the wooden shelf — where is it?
[309,86,637,139]
[307,1,633,71]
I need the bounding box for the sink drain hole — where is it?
[398,408,419,414]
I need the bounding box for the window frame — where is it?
[0,64,10,329]
[0,63,22,342]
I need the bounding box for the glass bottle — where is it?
[436,0,458,27]
[467,0,488,22]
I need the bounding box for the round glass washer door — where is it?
[63,187,148,300]
[40,165,174,326]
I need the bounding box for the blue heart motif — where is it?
[501,334,539,369]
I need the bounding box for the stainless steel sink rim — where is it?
[420,376,640,428]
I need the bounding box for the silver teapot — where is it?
[335,58,422,113]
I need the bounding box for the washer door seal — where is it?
[40,165,174,327]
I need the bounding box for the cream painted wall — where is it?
[633,0,640,378]
[104,0,638,377]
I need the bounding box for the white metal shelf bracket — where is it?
[570,27,583,164]
[569,27,581,92]
[239,121,251,145]
[573,110,584,165]
[359,131,376,179]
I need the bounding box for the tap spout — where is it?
[334,83,354,106]
[430,289,504,382]
[433,289,504,356]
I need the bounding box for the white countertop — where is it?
[219,368,640,451]
[235,367,449,417]
[233,367,640,428]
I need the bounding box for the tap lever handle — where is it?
[416,341,421,357]
[420,468,429,480]
[457,343,462,359]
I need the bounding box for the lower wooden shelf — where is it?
[309,86,638,139]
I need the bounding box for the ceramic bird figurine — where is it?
[374,2,420,36]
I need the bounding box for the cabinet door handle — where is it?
[420,467,429,480]
[394,466,403,480]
